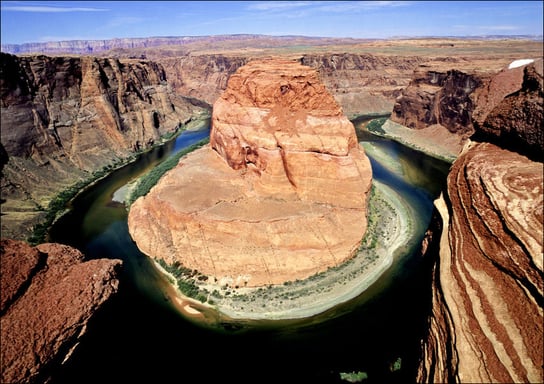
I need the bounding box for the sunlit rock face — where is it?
[0,239,122,384]
[418,60,544,384]
[128,58,372,287]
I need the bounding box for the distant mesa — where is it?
[128,58,373,287]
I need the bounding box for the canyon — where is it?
[1,36,542,382]
[128,58,372,287]
[0,53,208,240]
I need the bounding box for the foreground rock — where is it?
[418,60,543,383]
[0,239,122,383]
[129,58,372,287]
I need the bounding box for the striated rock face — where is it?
[159,55,248,106]
[418,60,544,383]
[128,58,372,287]
[0,239,122,384]
[0,52,206,240]
[420,143,543,383]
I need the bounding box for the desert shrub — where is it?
[366,117,387,134]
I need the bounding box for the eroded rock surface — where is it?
[0,53,207,240]
[0,239,122,384]
[418,60,544,383]
[128,58,372,287]
[419,143,543,383]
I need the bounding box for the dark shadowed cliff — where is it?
[0,53,208,240]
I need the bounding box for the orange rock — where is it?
[128,58,372,287]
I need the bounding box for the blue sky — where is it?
[1,1,542,44]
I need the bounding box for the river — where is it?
[49,117,450,384]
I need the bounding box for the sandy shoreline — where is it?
[152,178,418,322]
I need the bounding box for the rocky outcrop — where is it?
[388,59,543,161]
[156,53,424,119]
[0,239,122,384]
[391,66,483,135]
[0,52,207,240]
[418,60,544,383]
[472,59,543,161]
[128,58,372,287]
[158,55,248,106]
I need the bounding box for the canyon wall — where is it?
[128,58,372,287]
[155,53,424,118]
[387,58,543,161]
[418,60,543,383]
[0,53,207,240]
[0,239,122,383]
[301,53,424,117]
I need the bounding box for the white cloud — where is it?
[1,5,107,12]
[246,1,313,11]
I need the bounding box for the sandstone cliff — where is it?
[301,53,425,117]
[128,58,372,287]
[0,239,122,383]
[0,53,207,240]
[418,60,544,383]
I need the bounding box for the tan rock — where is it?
[128,58,372,287]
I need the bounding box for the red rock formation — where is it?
[473,59,544,161]
[128,58,372,287]
[418,60,544,383]
[0,53,207,240]
[0,239,122,384]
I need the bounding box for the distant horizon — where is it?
[2,32,543,48]
[1,1,543,45]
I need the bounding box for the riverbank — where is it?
[152,178,418,322]
[370,119,466,163]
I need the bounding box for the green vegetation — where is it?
[390,357,402,372]
[126,137,209,207]
[156,258,209,302]
[27,157,129,245]
[339,371,368,382]
[366,117,388,134]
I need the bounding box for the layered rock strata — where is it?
[0,239,122,384]
[418,60,544,383]
[128,58,372,287]
[0,53,207,240]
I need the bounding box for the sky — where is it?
[1,1,543,45]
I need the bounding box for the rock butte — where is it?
[128,58,372,287]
